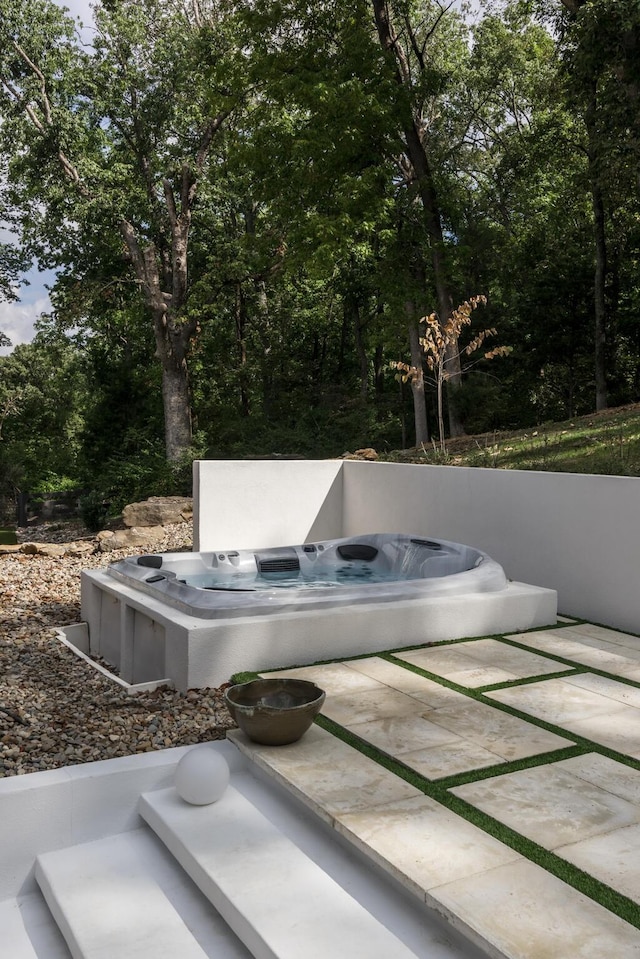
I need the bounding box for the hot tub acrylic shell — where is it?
[80,534,558,691]
[106,533,508,620]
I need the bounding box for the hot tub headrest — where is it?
[137,555,163,569]
[337,544,378,562]
[410,539,443,550]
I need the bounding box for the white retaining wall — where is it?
[194,460,343,551]
[0,744,246,898]
[194,459,640,635]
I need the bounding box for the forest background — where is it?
[0,0,639,522]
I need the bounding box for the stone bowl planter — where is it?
[224,678,325,746]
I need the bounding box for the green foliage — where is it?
[0,0,639,478]
[30,474,79,495]
[78,490,110,532]
[80,437,197,520]
[0,335,87,493]
[385,404,640,478]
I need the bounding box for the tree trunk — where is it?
[253,279,274,419]
[591,181,608,411]
[586,92,608,411]
[121,221,196,461]
[369,0,463,436]
[407,314,429,447]
[161,360,192,463]
[373,343,385,397]
[345,294,369,398]
[234,283,251,418]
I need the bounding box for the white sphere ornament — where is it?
[175,746,230,805]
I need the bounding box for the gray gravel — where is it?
[0,521,237,777]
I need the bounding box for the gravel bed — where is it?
[0,521,237,777]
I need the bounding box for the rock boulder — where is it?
[98,526,166,552]
[122,496,193,528]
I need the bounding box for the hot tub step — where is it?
[35,830,210,959]
[138,785,420,959]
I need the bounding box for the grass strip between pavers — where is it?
[433,744,589,790]
[238,622,640,926]
[461,666,584,694]
[314,714,640,931]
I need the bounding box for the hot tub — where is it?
[107,533,508,619]
[78,533,556,691]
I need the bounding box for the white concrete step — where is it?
[0,897,42,958]
[1,894,74,958]
[139,784,420,959]
[35,830,213,959]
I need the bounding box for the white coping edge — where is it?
[53,625,174,695]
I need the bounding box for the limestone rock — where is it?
[3,541,83,557]
[122,496,193,528]
[65,541,96,557]
[98,525,166,552]
[0,543,22,555]
[341,448,379,461]
[34,543,67,558]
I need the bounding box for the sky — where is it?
[0,0,483,357]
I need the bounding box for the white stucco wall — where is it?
[193,460,343,551]
[343,461,640,632]
[194,459,640,634]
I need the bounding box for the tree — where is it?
[395,295,511,453]
[0,334,87,493]
[369,0,470,435]
[553,0,640,410]
[0,170,29,307]
[0,0,245,461]
[449,1,615,422]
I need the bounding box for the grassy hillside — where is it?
[380,403,640,476]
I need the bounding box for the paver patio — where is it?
[245,620,640,956]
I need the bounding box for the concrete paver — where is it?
[568,707,640,760]
[507,627,640,680]
[334,794,521,898]
[321,686,429,725]
[451,756,640,847]
[399,740,508,779]
[347,712,463,757]
[345,657,463,702]
[564,672,640,708]
[232,724,422,823]
[485,675,627,723]
[559,822,640,903]
[432,859,640,958]
[398,639,573,687]
[257,622,640,957]
[486,674,640,758]
[420,699,572,762]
